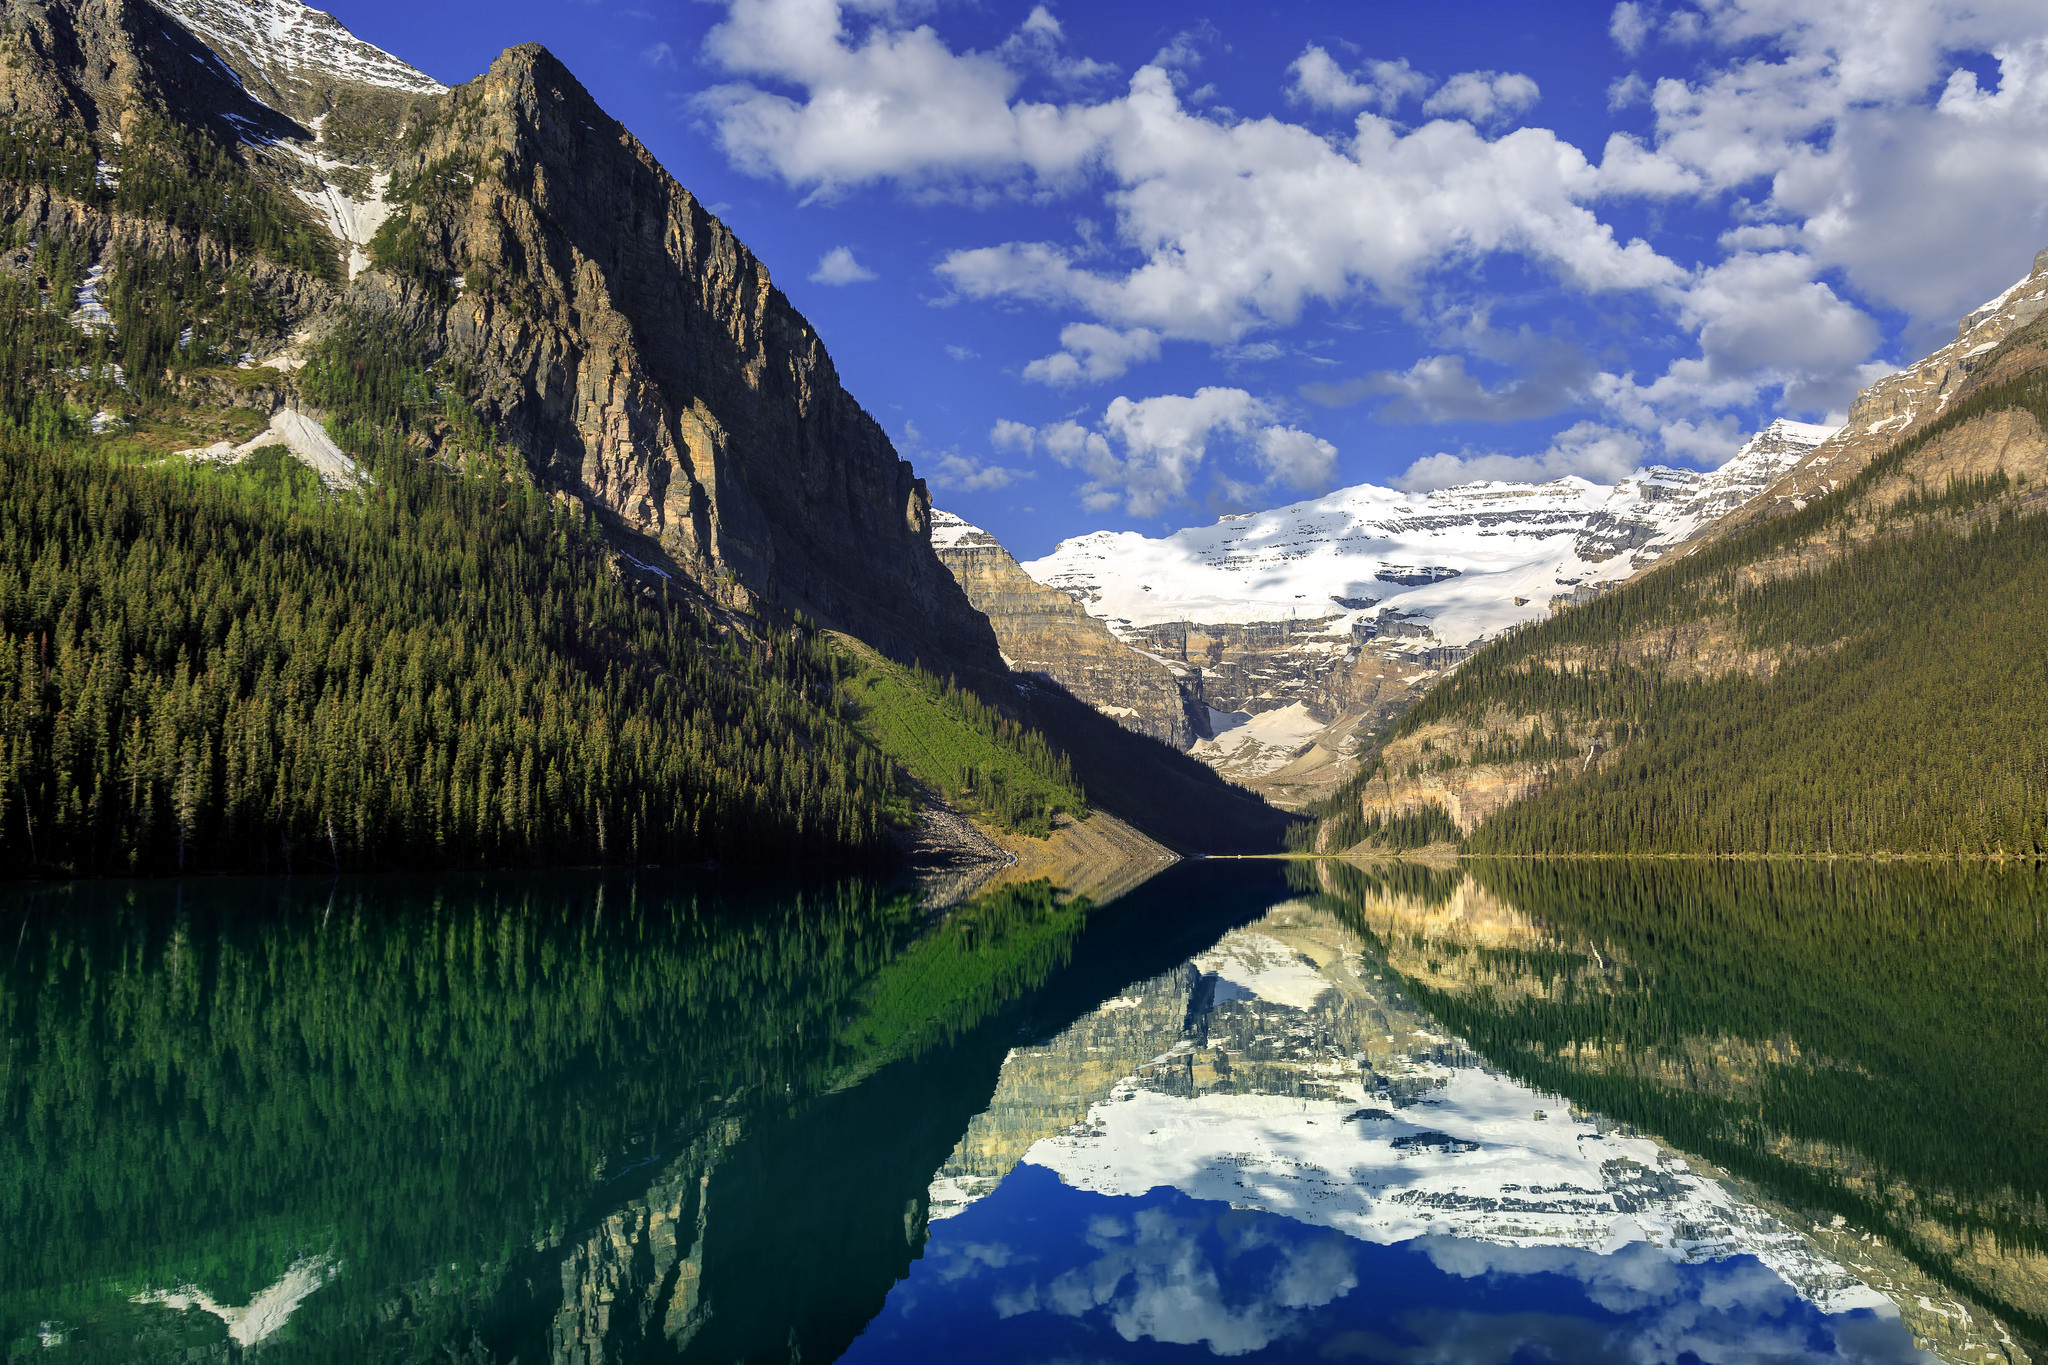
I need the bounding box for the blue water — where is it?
[849,1165,1921,1364]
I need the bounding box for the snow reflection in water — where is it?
[868,899,1932,1362]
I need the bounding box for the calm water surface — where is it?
[2,859,2043,1363]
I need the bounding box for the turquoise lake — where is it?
[2,859,2042,1363]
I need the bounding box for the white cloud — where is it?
[1593,132,1703,197]
[1608,72,1650,109]
[643,41,675,67]
[937,69,1682,342]
[1286,45,1429,114]
[931,449,1028,490]
[1421,70,1541,125]
[811,245,878,284]
[1254,424,1338,488]
[1023,323,1162,384]
[1631,2,2048,336]
[695,0,1112,196]
[1397,420,1645,490]
[699,3,1679,341]
[1001,387,1336,514]
[990,417,1037,451]
[1610,2,1651,55]
[999,4,1116,88]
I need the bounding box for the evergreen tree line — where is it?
[833,646,1088,839]
[0,308,922,872]
[1285,797,1459,853]
[1302,369,2048,856]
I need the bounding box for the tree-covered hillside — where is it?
[1302,364,2048,856]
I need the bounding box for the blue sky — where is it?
[330,0,2048,559]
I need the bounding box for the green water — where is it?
[2,860,2043,1362]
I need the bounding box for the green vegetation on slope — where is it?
[832,637,1086,838]
[1286,798,1459,853]
[1304,370,2048,856]
[0,312,909,873]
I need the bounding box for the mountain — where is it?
[931,509,1197,748]
[934,420,1830,808]
[1300,250,2048,855]
[0,0,1285,871]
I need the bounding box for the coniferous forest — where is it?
[1302,364,2048,857]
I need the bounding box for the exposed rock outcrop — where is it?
[930,510,1194,747]
[1713,248,2048,534]
[381,46,1003,673]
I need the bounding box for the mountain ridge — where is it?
[1295,247,2048,855]
[932,418,1832,808]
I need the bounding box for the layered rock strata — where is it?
[930,510,1194,747]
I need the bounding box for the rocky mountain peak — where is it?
[1719,244,2048,526]
[369,38,1003,673]
[148,0,445,117]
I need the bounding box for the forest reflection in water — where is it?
[0,858,2042,1363]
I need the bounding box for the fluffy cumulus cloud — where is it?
[1286,46,1430,114]
[1397,420,1645,491]
[696,2,1682,342]
[1421,70,1541,124]
[1610,0,2048,338]
[997,387,1335,514]
[1023,323,1161,384]
[810,245,877,284]
[695,0,1113,196]
[934,73,1683,343]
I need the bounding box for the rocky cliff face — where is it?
[3,0,1001,676]
[930,510,1194,747]
[360,45,1004,673]
[415,51,993,667]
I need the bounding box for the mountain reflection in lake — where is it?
[2,860,2042,1363]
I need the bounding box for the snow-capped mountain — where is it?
[1023,419,1835,653]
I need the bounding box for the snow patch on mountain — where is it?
[149,0,446,97]
[1190,703,1324,783]
[1022,420,1834,655]
[279,143,393,279]
[928,507,986,551]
